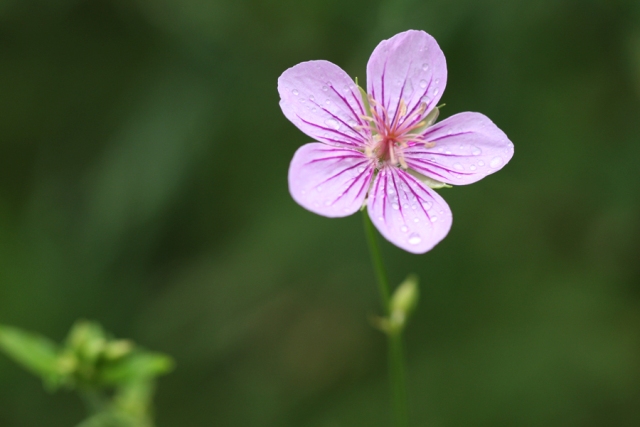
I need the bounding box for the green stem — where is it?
[362,212,409,427]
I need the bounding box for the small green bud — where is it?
[104,340,134,361]
[389,275,419,333]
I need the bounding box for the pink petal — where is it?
[367,166,452,254]
[404,112,514,185]
[279,60,369,149]
[288,143,375,218]
[366,30,447,126]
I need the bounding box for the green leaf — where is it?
[0,324,60,378]
[100,352,174,385]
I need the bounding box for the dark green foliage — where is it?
[0,0,639,426]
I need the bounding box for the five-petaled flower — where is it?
[279,30,514,253]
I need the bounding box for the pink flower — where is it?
[279,30,514,253]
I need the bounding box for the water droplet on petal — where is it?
[401,225,408,233]
[309,95,315,101]
[292,89,299,95]
[430,216,438,223]
[408,233,422,245]
[434,88,440,95]
[324,200,331,206]
[472,146,482,155]
[404,79,414,96]
[325,99,331,105]
[392,203,399,210]
[325,118,340,129]
[421,63,429,71]
[419,79,427,88]
[413,217,420,223]
[453,163,464,171]
[470,164,477,171]
[478,160,485,166]
[490,156,503,168]
[422,201,433,210]
[358,166,365,173]
[322,86,328,92]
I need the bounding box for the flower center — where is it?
[360,96,435,169]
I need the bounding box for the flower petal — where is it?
[404,112,514,185]
[288,143,374,218]
[367,166,452,254]
[366,30,446,126]
[279,60,369,149]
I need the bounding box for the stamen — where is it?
[399,156,408,170]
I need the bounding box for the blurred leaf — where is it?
[0,324,60,379]
[100,352,174,385]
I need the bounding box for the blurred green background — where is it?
[1,0,639,425]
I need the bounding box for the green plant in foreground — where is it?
[0,320,174,427]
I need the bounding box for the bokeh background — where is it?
[1,0,639,425]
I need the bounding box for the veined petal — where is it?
[366,30,446,128]
[404,112,514,185]
[367,167,452,254]
[288,143,374,218]
[279,60,369,149]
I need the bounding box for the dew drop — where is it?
[472,146,482,155]
[490,156,503,168]
[434,88,440,95]
[311,107,317,112]
[430,216,438,223]
[292,89,299,95]
[469,164,477,171]
[309,95,315,101]
[413,217,419,223]
[324,200,331,206]
[325,118,340,129]
[400,225,408,233]
[478,160,485,166]
[408,233,422,245]
[357,166,365,173]
[411,204,417,210]
[422,201,433,210]
[435,78,440,84]
[445,150,452,154]
[404,79,414,96]
[392,203,399,210]
[421,63,429,71]
[419,79,427,88]
[325,99,331,105]
[453,163,464,171]
[378,216,384,221]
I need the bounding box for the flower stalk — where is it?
[363,212,409,427]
